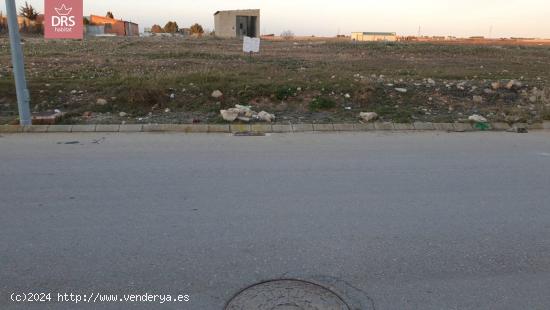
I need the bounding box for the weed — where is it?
[309,96,336,111]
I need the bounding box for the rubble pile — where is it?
[220,105,276,123]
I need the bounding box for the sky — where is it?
[2,0,550,38]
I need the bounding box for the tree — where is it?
[281,30,295,40]
[20,1,39,21]
[106,11,114,19]
[164,21,179,33]
[190,23,204,36]
[0,11,6,33]
[151,24,164,33]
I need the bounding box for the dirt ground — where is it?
[0,36,549,125]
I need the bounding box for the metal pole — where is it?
[6,0,32,125]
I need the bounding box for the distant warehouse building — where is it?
[86,15,139,37]
[214,9,260,38]
[351,32,397,42]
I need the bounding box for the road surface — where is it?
[1,131,550,309]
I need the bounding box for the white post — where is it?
[6,0,32,125]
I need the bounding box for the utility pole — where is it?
[6,0,32,125]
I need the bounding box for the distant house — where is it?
[351,32,397,42]
[214,9,260,38]
[87,15,139,37]
[0,14,7,33]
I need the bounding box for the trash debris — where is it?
[395,88,408,93]
[57,141,80,145]
[359,112,379,122]
[507,125,528,133]
[233,131,266,137]
[474,122,490,131]
[32,110,65,125]
[92,137,106,144]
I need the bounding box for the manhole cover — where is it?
[226,279,350,310]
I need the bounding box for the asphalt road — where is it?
[1,132,550,310]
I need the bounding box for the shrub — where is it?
[281,30,295,40]
[275,86,295,101]
[190,23,204,36]
[151,24,164,33]
[309,97,336,111]
[164,21,179,34]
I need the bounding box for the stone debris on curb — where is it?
[220,105,275,123]
[359,112,378,122]
[468,115,488,123]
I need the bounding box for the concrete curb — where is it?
[1,122,548,134]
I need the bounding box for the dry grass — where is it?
[0,36,549,124]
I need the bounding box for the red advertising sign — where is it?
[44,0,83,39]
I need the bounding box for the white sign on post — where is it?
[243,36,261,53]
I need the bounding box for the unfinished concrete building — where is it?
[214,9,260,39]
[351,32,397,42]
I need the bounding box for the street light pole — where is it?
[6,0,32,125]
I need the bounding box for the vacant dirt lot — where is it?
[0,36,549,125]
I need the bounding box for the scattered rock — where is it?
[395,88,408,93]
[427,78,436,85]
[82,111,92,118]
[211,90,223,98]
[96,98,108,105]
[468,114,488,123]
[344,93,351,99]
[220,105,275,123]
[473,95,483,104]
[491,82,500,90]
[257,111,275,123]
[119,112,128,117]
[164,108,171,113]
[359,112,379,122]
[170,93,175,100]
[506,80,522,90]
[220,109,239,122]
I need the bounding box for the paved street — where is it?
[1,131,550,309]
